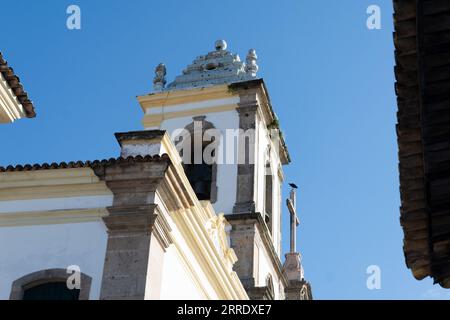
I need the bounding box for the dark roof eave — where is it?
[0,154,171,173]
[0,52,36,118]
[393,0,450,289]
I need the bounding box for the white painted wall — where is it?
[255,231,283,300]
[158,246,206,300]
[145,97,240,116]
[154,193,217,300]
[145,233,166,300]
[254,114,283,257]
[0,221,108,300]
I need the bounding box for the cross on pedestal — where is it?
[286,188,300,253]
[283,186,305,284]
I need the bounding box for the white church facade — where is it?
[0,41,311,300]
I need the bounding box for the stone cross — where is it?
[287,188,300,253]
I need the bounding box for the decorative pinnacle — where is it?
[245,49,258,77]
[215,40,228,51]
[153,63,167,91]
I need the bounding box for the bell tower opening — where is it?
[184,142,214,201]
[176,116,218,203]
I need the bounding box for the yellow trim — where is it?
[0,208,108,227]
[0,168,111,201]
[137,84,232,110]
[0,183,112,201]
[0,168,100,188]
[142,104,237,129]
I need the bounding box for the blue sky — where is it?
[1,0,449,299]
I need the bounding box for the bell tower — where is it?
[136,40,299,299]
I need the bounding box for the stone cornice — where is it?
[115,130,166,147]
[103,204,159,234]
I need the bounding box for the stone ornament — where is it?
[215,40,228,51]
[245,49,259,77]
[153,63,167,91]
[159,40,259,91]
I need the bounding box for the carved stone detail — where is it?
[166,40,258,90]
[245,49,258,77]
[205,214,238,270]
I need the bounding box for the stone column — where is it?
[94,157,170,300]
[233,92,258,214]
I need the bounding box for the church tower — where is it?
[136,40,308,300]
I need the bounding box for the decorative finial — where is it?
[215,40,228,51]
[245,49,258,77]
[153,63,167,91]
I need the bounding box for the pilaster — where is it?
[225,213,287,300]
[233,92,258,214]
[93,144,171,300]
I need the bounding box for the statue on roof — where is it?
[153,63,167,91]
[245,49,259,77]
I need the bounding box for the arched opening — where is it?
[23,282,80,301]
[184,154,213,200]
[10,268,92,300]
[177,116,218,202]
